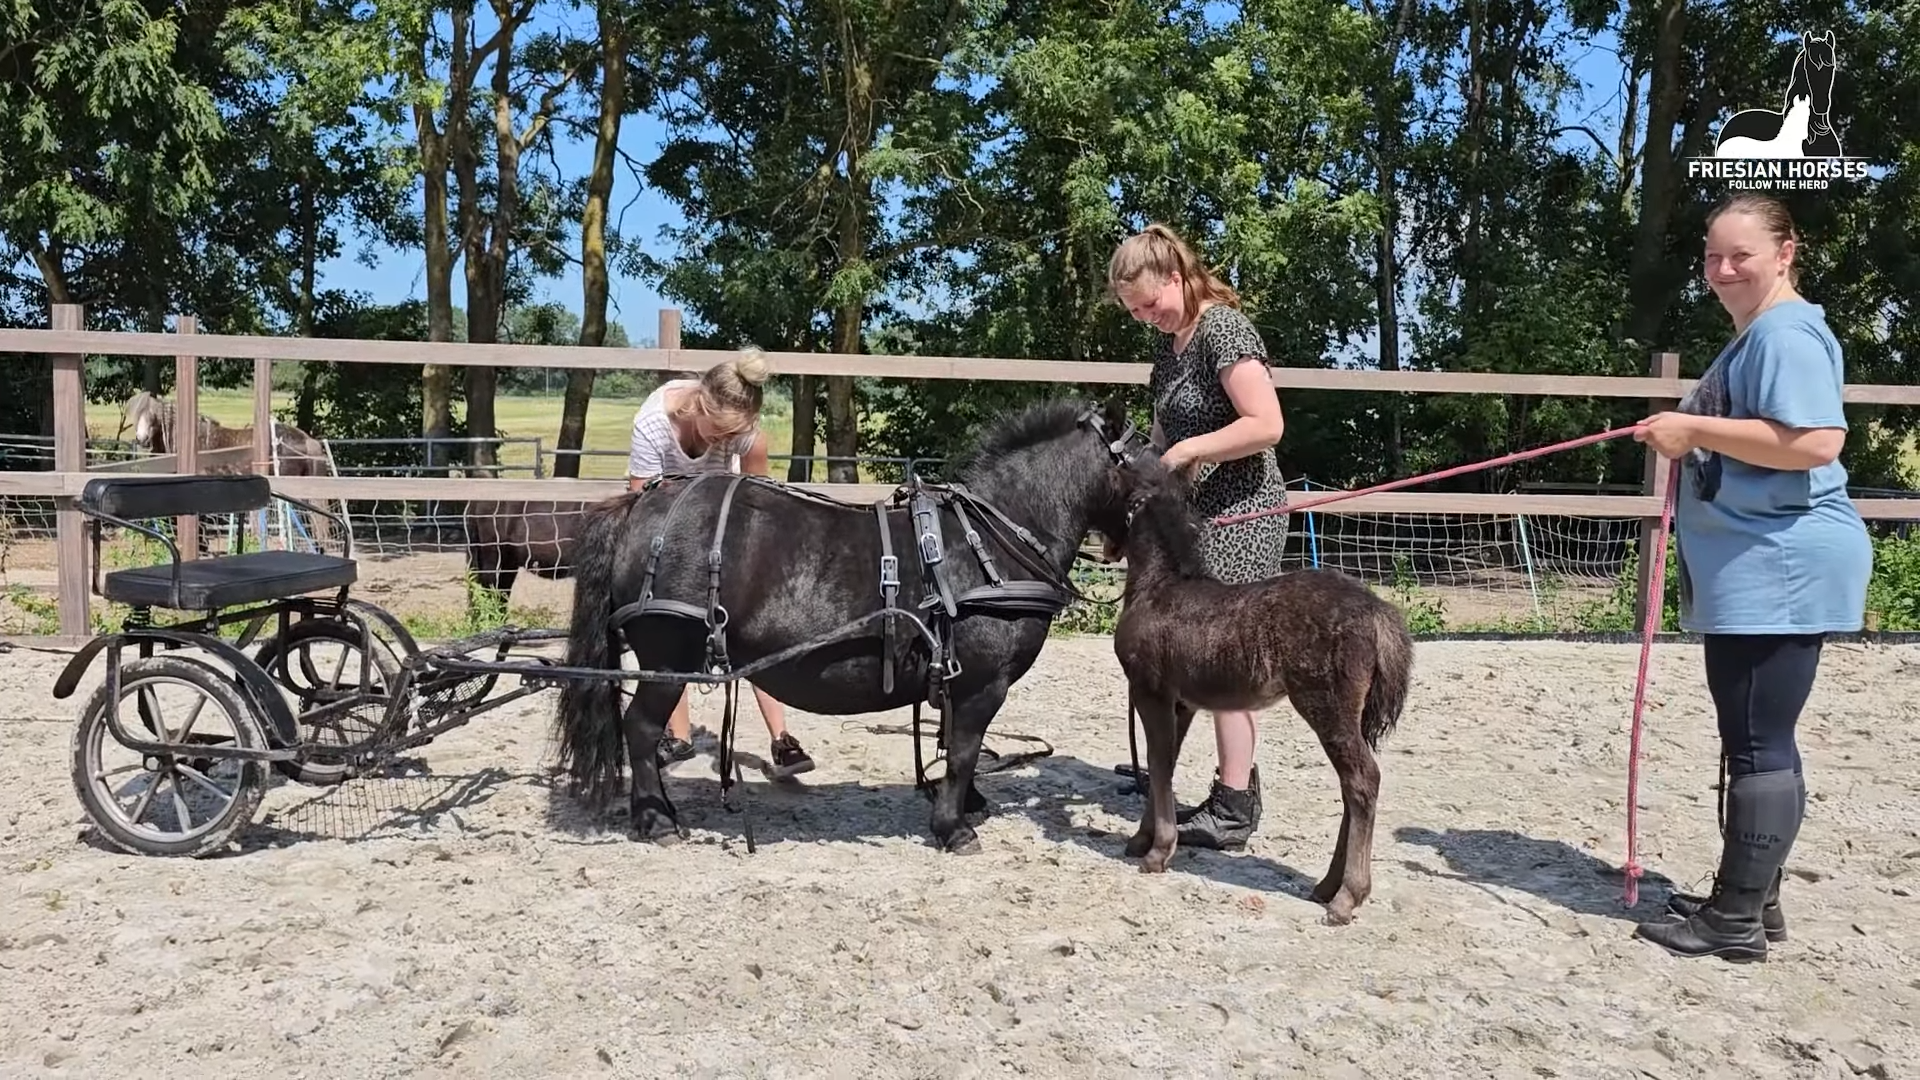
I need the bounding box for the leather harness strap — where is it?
[601,410,1152,801]
[875,497,900,695]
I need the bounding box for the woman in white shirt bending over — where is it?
[625,348,813,778]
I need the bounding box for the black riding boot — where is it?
[1176,768,1262,851]
[1666,770,1800,941]
[1635,769,1803,962]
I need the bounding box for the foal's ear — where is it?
[1100,395,1130,434]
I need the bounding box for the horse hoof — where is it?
[1321,899,1357,926]
[1124,832,1153,858]
[631,812,684,845]
[940,828,982,855]
[1139,851,1173,874]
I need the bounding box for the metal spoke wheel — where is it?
[69,655,270,858]
[253,618,402,786]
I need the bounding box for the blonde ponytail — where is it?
[1107,223,1241,316]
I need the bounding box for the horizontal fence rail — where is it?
[7,326,1920,403]
[3,304,1917,640]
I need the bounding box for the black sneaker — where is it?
[656,736,696,766]
[765,732,815,779]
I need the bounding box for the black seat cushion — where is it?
[102,551,358,610]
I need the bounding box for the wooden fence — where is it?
[3,303,1918,641]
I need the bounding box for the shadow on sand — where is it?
[1394,824,1680,923]
[526,724,1325,902]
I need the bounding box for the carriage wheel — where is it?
[253,618,403,786]
[69,655,270,858]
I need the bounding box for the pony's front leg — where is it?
[929,680,1009,855]
[1125,689,1182,872]
[622,683,685,843]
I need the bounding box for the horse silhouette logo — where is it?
[1713,31,1843,159]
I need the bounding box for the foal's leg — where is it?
[1293,685,1381,924]
[929,680,1010,855]
[1172,700,1198,759]
[623,681,686,842]
[1125,689,1183,873]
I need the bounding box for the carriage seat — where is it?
[78,474,357,611]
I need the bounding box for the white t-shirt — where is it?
[626,379,759,479]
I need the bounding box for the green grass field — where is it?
[87,390,819,481]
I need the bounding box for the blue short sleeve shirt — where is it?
[1673,300,1871,635]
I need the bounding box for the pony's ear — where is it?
[1100,395,1129,434]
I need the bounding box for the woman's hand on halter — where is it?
[1159,440,1204,479]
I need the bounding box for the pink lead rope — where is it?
[1204,423,1676,908]
[1623,457,1682,907]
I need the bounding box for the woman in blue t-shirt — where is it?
[1632,194,1871,962]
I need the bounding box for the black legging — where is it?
[1703,633,1826,776]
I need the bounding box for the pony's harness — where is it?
[607,408,1150,802]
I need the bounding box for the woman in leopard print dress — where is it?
[1108,223,1289,851]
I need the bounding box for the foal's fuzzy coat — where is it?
[1108,466,1414,924]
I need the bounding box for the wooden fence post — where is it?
[175,315,199,560]
[252,354,273,477]
[1634,350,1682,627]
[658,308,681,362]
[51,303,88,638]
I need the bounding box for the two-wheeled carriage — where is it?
[52,474,576,856]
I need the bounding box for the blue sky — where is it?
[316,11,1639,353]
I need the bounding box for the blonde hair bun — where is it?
[732,347,773,387]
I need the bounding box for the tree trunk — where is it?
[1617,54,1641,213]
[1624,0,1687,349]
[557,0,628,479]
[824,16,874,487]
[1369,0,1417,478]
[786,374,819,482]
[413,3,471,478]
[826,180,864,484]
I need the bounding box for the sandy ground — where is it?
[1,636,1917,1079]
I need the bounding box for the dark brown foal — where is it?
[1106,469,1414,925]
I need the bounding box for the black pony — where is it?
[552,398,1141,853]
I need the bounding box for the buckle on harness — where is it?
[879,554,899,588]
[917,530,942,564]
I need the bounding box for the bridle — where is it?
[1077,406,1157,468]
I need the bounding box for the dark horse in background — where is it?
[552,399,1140,854]
[1713,30,1842,158]
[463,498,593,616]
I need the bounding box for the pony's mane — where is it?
[952,398,1092,475]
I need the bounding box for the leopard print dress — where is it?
[1150,304,1289,585]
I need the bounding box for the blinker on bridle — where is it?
[1078,407,1156,466]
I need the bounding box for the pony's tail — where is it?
[1361,604,1415,750]
[552,496,633,808]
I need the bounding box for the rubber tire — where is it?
[253,618,403,786]
[70,655,270,858]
